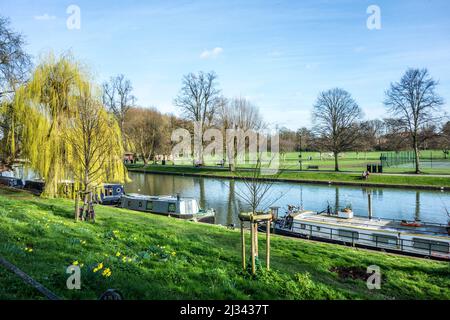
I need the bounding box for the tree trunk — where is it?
[334,152,339,171]
[413,135,420,174]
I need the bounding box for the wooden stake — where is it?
[241,222,246,270]
[75,192,79,222]
[266,219,271,270]
[250,219,255,275]
[254,222,259,258]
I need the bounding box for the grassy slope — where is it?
[0,187,449,300]
[127,165,450,188]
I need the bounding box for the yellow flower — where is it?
[28,248,33,252]
[122,256,127,262]
[98,262,104,270]
[93,268,99,273]
[116,252,121,257]
[171,251,176,256]
[73,261,79,266]
[127,258,132,262]
[80,263,84,268]
[102,268,112,277]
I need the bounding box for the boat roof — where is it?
[122,193,196,202]
[294,212,449,237]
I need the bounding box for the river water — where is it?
[124,172,450,226]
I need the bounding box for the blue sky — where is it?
[1,0,449,129]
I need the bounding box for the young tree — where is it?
[102,74,136,146]
[312,88,363,171]
[64,84,126,219]
[174,71,220,163]
[384,68,444,173]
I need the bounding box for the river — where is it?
[124,172,450,225]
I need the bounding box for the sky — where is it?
[1,0,450,129]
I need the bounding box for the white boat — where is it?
[270,209,450,260]
[120,193,215,222]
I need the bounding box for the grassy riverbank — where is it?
[0,187,449,300]
[126,164,450,189]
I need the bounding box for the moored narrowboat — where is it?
[266,209,450,260]
[0,176,25,188]
[120,193,215,222]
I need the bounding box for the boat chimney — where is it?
[368,191,373,220]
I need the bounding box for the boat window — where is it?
[146,201,153,211]
[300,224,306,230]
[373,234,398,246]
[338,229,359,240]
[138,202,143,208]
[316,226,321,231]
[412,238,449,253]
[116,187,122,194]
[105,188,113,196]
[168,203,176,213]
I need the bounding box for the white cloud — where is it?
[200,47,223,59]
[34,14,56,21]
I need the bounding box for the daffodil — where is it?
[73,261,79,266]
[102,268,112,277]
[116,251,121,257]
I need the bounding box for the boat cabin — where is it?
[100,184,124,205]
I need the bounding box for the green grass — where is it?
[153,150,450,174]
[0,187,449,300]
[127,164,450,188]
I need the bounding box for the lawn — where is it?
[126,164,450,188]
[156,150,450,174]
[0,187,449,300]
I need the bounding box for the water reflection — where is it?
[125,172,450,225]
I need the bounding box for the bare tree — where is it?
[312,88,363,171]
[233,158,284,214]
[215,96,265,171]
[0,16,31,98]
[174,71,220,163]
[384,68,444,173]
[102,74,136,146]
[0,16,31,167]
[124,107,170,165]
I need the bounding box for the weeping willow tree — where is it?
[13,54,127,203]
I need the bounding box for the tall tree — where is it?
[384,68,444,173]
[0,16,31,167]
[215,96,264,171]
[102,74,136,146]
[0,16,31,98]
[124,107,170,165]
[174,71,220,163]
[312,88,363,171]
[13,54,127,197]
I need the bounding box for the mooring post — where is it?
[368,191,373,220]
[241,221,246,270]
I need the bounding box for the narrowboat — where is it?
[99,184,124,205]
[120,193,215,222]
[266,208,450,260]
[0,176,25,188]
